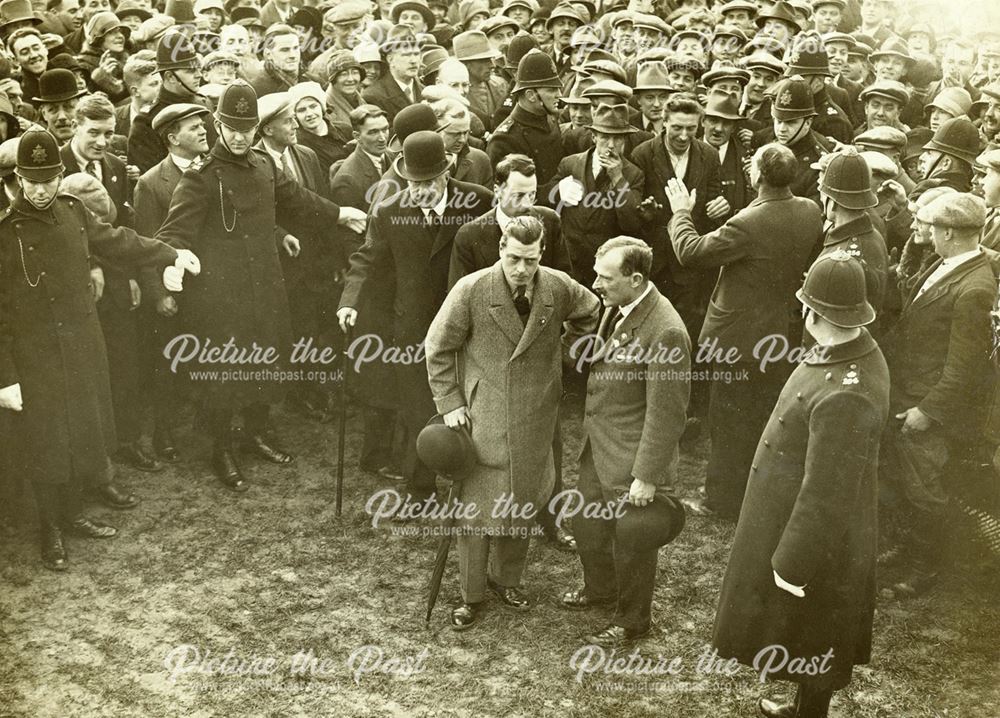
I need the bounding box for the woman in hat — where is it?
[78,12,131,102]
[324,48,365,128]
[289,80,351,174]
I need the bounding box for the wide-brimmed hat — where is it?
[215,79,259,131]
[394,129,450,181]
[416,415,476,480]
[0,0,42,31]
[115,0,152,22]
[512,49,561,93]
[634,61,674,92]
[587,103,638,135]
[796,249,876,328]
[391,0,436,30]
[15,127,63,182]
[31,68,86,104]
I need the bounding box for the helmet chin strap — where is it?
[787,118,810,147]
[171,69,201,97]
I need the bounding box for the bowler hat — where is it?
[916,192,987,230]
[15,128,62,182]
[387,102,438,154]
[156,31,200,73]
[151,102,209,133]
[617,494,686,551]
[416,414,476,480]
[394,130,450,181]
[163,0,195,23]
[512,49,562,93]
[479,14,519,39]
[771,75,816,120]
[796,249,876,328]
[31,68,86,104]
[587,103,638,135]
[391,0,436,30]
[821,147,878,210]
[923,116,982,166]
[453,29,501,61]
[215,79,259,131]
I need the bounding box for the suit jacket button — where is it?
[763,439,770,447]
[751,464,758,471]
[777,416,784,423]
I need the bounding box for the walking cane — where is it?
[336,325,352,517]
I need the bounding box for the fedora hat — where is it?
[587,103,638,135]
[704,91,744,120]
[634,61,674,92]
[15,128,63,182]
[394,130,449,181]
[0,0,41,31]
[512,49,562,93]
[391,0,436,30]
[870,36,914,65]
[796,249,875,328]
[416,415,476,480]
[379,23,421,54]
[31,68,86,104]
[452,29,501,61]
[755,0,802,31]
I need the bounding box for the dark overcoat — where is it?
[486,104,565,184]
[0,193,177,486]
[153,140,344,409]
[712,330,890,690]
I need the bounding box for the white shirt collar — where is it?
[591,149,603,180]
[72,144,100,179]
[170,153,196,171]
[362,149,383,171]
[421,188,448,218]
[940,247,982,270]
[262,142,284,165]
[716,140,729,164]
[393,74,414,98]
[495,204,513,232]
[619,282,653,320]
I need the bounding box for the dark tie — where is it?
[595,167,609,189]
[86,160,99,179]
[600,308,623,342]
[513,286,530,326]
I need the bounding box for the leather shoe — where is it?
[487,578,531,609]
[583,623,649,648]
[450,602,483,631]
[544,524,577,552]
[213,446,248,492]
[90,483,139,509]
[561,588,614,610]
[41,524,68,571]
[242,434,294,465]
[116,442,163,473]
[153,431,180,463]
[65,516,118,539]
[758,698,796,718]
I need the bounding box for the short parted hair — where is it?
[349,103,387,132]
[263,24,299,51]
[663,95,703,121]
[495,153,535,185]
[427,96,468,128]
[7,27,43,54]
[754,143,797,188]
[595,235,653,278]
[501,214,545,248]
[75,93,116,124]
[123,51,157,89]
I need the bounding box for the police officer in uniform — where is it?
[714,250,890,718]
[153,80,367,492]
[487,49,565,185]
[0,128,196,570]
[784,32,854,145]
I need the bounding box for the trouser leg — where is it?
[574,444,617,600]
[487,536,531,588]
[457,533,489,603]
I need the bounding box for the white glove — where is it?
[163,265,184,292]
[174,249,201,276]
[558,177,585,207]
[0,383,22,411]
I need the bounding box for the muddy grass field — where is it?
[1,394,998,718]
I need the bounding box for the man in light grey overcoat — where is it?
[425,214,600,631]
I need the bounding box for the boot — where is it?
[34,486,68,571]
[212,430,247,492]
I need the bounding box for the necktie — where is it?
[86,160,99,179]
[513,286,530,326]
[281,151,296,182]
[600,308,623,342]
[595,167,609,189]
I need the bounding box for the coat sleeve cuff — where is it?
[434,391,466,415]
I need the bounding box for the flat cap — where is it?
[854,125,907,152]
[859,79,909,105]
[324,1,368,24]
[201,50,240,69]
[151,102,210,132]
[257,91,293,126]
[581,79,632,101]
[977,149,1000,172]
[916,192,987,229]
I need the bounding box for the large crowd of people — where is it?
[1,0,999,715]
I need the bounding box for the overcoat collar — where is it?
[803,328,878,365]
[824,213,875,247]
[487,263,555,360]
